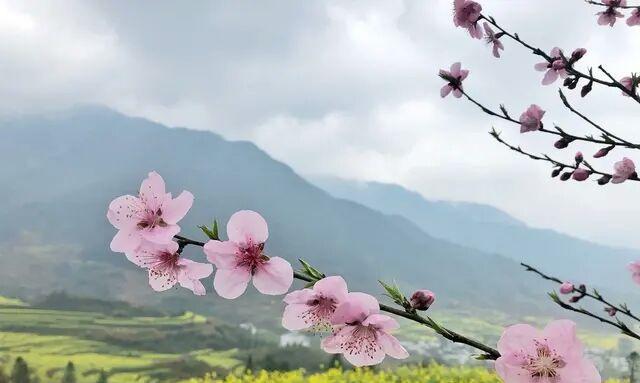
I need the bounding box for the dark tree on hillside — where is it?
[95,370,108,383]
[61,362,76,383]
[10,357,30,383]
[628,352,640,383]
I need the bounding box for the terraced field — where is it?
[0,298,242,382]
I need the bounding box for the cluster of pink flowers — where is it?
[594,0,640,26]
[107,172,212,295]
[283,280,409,366]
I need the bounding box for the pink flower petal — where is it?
[450,62,462,78]
[283,288,315,304]
[148,268,178,292]
[227,210,269,245]
[139,171,166,205]
[252,256,293,295]
[452,88,463,98]
[332,292,379,325]
[534,62,549,71]
[178,258,214,280]
[110,229,143,253]
[363,313,399,331]
[203,240,239,269]
[557,358,602,383]
[213,267,251,299]
[544,320,583,359]
[541,69,559,85]
[162,191,194,225]
[378,333,409,360]
[313,276,348,301]
[179,278,207,296]
[497,324,539,356]
[107,195,141,230]
[440,85,453,98]
[140,224,180,244]
[282,303,312,331]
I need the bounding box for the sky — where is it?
[1,0,639,248]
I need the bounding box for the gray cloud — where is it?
[1,0,639,247]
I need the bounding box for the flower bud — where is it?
[597,175,612,185]
[554,138,570,149]
[410,289,435,311]
[572,168,590,181]
[570,48,587,62]
[605,307,617,317]
[581,82,593,97]
[575,151,583,164]
[560,171,572,181]
[593,146,613,158]
[551,167,562,178]
[569,296,580,303]
[559,282,574,294]
[563,77,574,87]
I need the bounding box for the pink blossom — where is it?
[203,210,293,299]
[453,0,483,39]
[495,320,600,383]
[620,76,638,97]
[628,261,640,284]
[282,276,349,332]
[597,0,626,26]
[519,104,545,133]
[534,48,568,85]
[321,292,409,366]
[410,290,435,311]
[628,8,640,26]
[483,22,504,58]
[572,168,590,182]
[107,171,194,253]
[612,157,636,184]
[559,282,574,295]
[127,241,213,295]
[439,62,469,98]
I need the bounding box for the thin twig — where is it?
[461,89,636,149]
[585,0,640,9]
[521,262,640,323]
[479,14,640,103]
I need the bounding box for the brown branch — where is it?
[461,89,638,150]
[522,262,640,324]
[479,14,640,103]
[557,89,638,148]
[585,0,640,9]
[489,128,637,183]
[174,234,501,360]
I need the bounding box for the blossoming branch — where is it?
[106,171,602,382]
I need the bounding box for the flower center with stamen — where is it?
[300,296,338,332]
[522,343,566,381]
[236,242,267,274]
[149,250,179,272]
[339,324,382,360]
[137,208,167,229]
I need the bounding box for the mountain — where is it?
[0,106,561,322]
[312,177,640,294]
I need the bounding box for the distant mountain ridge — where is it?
[312,177,640,295]
[0,106,551,319]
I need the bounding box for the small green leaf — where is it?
[199,219,220,240]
